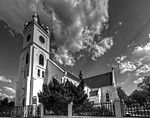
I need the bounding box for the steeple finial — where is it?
[32,12,38,22]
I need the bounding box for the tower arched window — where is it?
[25,53,29,64]
[22,98,26,106]
[106,93,110,102]
[39,54,44,66]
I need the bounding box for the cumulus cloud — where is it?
[115,54,143,74]
[135,64,150,76]
[133,42,150,54]
[119,61,137,73]
[0,92,9,98]
[115,55,127,64]
[133,42,150,64]
[52,48,75,66]
[44,0,112,65]
[3,86,16,94]
[0,0,112,66]
[0,76,12,83]
[88,37,113,60]
[133,77,144,84]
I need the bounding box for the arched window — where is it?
[25,53,29,64]
[39,54,44,66]
[22,98,26,106]
[106,93,110,102]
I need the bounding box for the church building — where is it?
[15,13,118,106]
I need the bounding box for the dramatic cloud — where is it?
[0,0,111,66]
[0,76,12,83]
[115,55,127,64]
[0,92,9,98]
[133,42,150,64]
[133,77,144,84]
[44,0,111,65]
[88,37,113,60]
[135,64,150,76]
[3,86,16,94]
[119,61,137,74]
[52,48,75,66]
[133,42,150,54]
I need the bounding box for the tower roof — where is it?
[24,13,49,35]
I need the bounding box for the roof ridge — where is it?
[47,59,65,72]
[47,58,79,78]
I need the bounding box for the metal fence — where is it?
[122,101,150,117]
[0,107,13,117]
[44,105,68,116]
[0,105,41,118]
[73,102,115,116]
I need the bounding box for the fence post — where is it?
[68,102,73,118]
[40,104,44,118]
[114,98,122,118]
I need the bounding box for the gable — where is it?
[45,59,81,84]
[44,59,65,84]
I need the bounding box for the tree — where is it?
[38,77,89,115]
[129,90,147,104]
[0,97,14,107]
[1,98,9,107]
[116,86,127,102]
[138,76,150,100]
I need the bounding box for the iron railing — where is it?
[0,105,40,118]
[73,102,115,116]
[121,101,150,117]
[44,106,68,116]
[0,107,13,117]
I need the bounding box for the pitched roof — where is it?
[47,59,113,89]
[47,59,81,83]
[84,71,113,89]
[66,71,81,83]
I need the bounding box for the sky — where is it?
[0,0,150,99]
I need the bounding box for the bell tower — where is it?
[15,13,50,106]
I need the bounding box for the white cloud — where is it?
[133,42,150,54]
[115,55,127,64]
[44,0,111,65]
[53,48,75,66]
[132,42,150,64]
[87,37,113,61]
[134,77,144,84]
[0,76,12,83]
[3,86,16,94]
[148,33,150,39]
[119,61,136,73]
[0,0,111,66]
[77,54,84,60]
[135,64,150,76]
[115,55,143,74]
[0,92,9,98]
